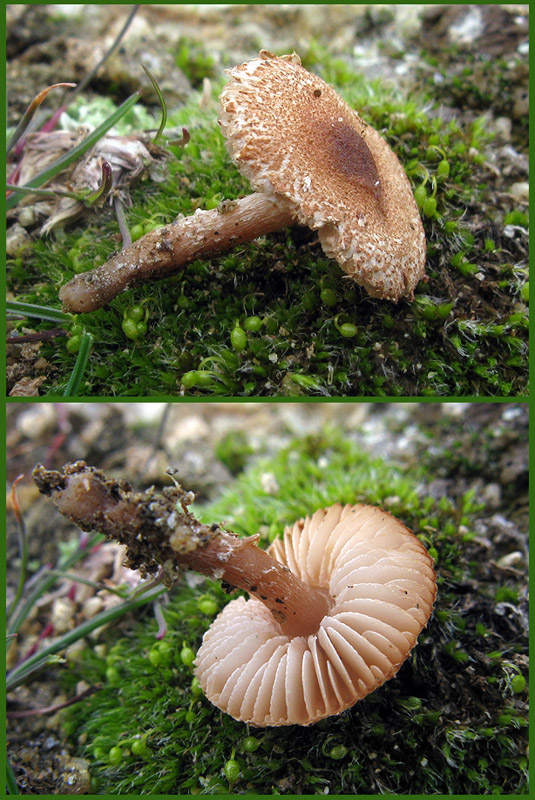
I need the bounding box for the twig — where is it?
[7,684,102,718]
[6,328,68,344]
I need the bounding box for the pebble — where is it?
[55,756,91,795]
[82,596,104,619]
[17,404,58,438]
[509,181,529,201]
[481,482,502,509]
[6,221,34,255]
[65,639,86,662]
[260,472,280,495]
[51,597,76,634]
[496,551,524,568]
[493,116,512,142]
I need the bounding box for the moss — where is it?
[415,47,528,151]
[174,37,217,88]
[213,430,255,475]
[8,45,528,396]
[60,419,527,794]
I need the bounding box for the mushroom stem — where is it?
[58,193,297,313]
[179,532,332,637]
[32,461,331,637]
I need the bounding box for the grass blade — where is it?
[65,6,140,107]
[6,92,141,211]
[6,300,73,325]
[6,757,20,794]
[6,183,83,201]
[142,63,167,143]
[7,533,103,640]
[6,478,30,620]
[6,83,76,156]
[63,332,93,397]
[6,585,167,691]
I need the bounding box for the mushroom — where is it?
[59,51,426,313]
[195,502,436,727]
[32,462,436,727]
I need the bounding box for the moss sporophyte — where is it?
[33,460,436,727]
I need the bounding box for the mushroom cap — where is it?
[219,52,427,302]
[194,503,437,727]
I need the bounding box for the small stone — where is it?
[512,88,528,118]
[493,117,512,141]
[6,222,33,256]
[509,181,528,201]
[51,597,76,633]
[260,472,279,495]
[481,483,502,509]
[496,551,524,568]
[55,755,91,794]
[17,405,57,438]
[65,639,86,662]
[82,596,104,619]
[384,496,401,508]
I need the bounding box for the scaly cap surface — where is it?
[219,52,427,301]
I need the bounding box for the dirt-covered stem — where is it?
[58,193,296,313]
[32,461,331,636]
